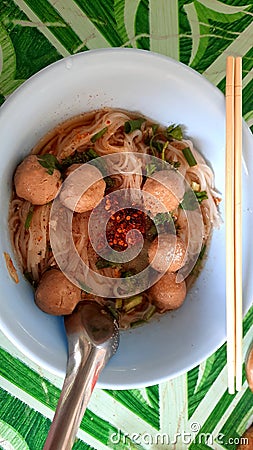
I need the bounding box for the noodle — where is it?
[9,107,221,328]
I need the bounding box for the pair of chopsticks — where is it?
[225,56,242,394]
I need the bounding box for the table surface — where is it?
[1,1,253,449]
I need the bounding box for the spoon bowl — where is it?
[43,300,119,450]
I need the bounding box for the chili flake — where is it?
[106,207,146,251]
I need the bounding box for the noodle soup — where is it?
[9,108,221,329]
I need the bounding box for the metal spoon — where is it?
[43,300,119,450]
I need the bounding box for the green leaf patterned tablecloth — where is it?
[0,1,253,449]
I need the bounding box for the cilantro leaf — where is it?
[37,154,60,175]
[166,124,183,141]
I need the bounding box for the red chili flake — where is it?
[106,207,146,251]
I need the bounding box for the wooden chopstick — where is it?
[225,56,243,394]
[226,56,236,394]
[234,56,242,392]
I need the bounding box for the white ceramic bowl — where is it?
[0,49,252,389]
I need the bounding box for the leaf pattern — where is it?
[0,1,253,448]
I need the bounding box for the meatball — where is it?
[60,164,106,213]
[35,269,81,315]
[237,427,253,450]
[148,234,187,273]
[14,155,62,205]
[143,169,184,215]
[149,272,186,311]
[246,344,253,392]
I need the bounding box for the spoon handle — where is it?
[43,343,108,450]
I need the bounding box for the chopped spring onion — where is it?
[86,148,99,159]
[123,295,143,312]
[195,190,208,203]
[91,127,108,143]
[182,147,197,167]
[124,118,145,133]
[24,206,34,230]
[143,304,156,321]
[130,319,146,328]
[115,298,123,309]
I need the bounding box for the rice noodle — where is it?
[9,107,221,327]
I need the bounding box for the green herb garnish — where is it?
[91,127,108,143]
[179,190,197,210]
[60,150,89,167]
[24,206,34,230]
[115,298,123,309]
[182,147,197,167]
[107,305,119,320]
[121,269,136,278]
[24,270,37,287]
[161,141,169,161]
[104,176,115,188]
[37,154,60,175]
[166,124,183,141]
[123,294,143,312]
[78,280,93,293]
[86,148,99,159]
[60,148,108,176]
[190,243,207,276]
[198,243,207,260]
[180,189,208,210]
[151,124,159,135]
[153,212,172,226]
[167,159,181,169]
[143,304,156,321]
[150,135,164,154]
[130,319,146,328]
[95,257,121,270]
[195,190,208,203]
[146,163,157,177]
[124,118,145,133]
